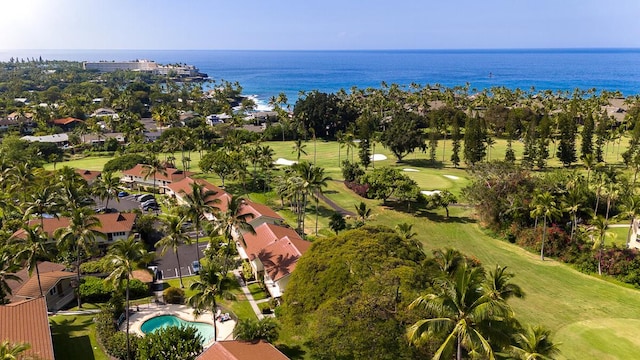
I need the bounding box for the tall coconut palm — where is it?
[142,158,167,194]
[188,263,221,343]
[54,208,102,308]
[590,215,612,276]
[308,166,331,235]
[156,215,192,288]
[94,171,121,210]
[408,262,518,360]
[508,325,561,360]
[530,192,561,260]
[12,225,50,297]
[616,195,640,247]
[105,237,154,360]
[181,182,220,261]
[292,138,307,162]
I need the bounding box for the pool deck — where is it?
[125,303,236,347]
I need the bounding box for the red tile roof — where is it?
[166,177,231,212]
[238,200,283,222]
[122,164,194,183]
[75,169,101,182]
[51,117,82,126]
[132,269,153,283]
[14,212,137,240]
[0,297,55,360]
[241,223,311,282]
[198,340,289,360]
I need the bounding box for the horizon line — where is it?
[2,47,640,52]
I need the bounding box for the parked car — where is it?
[192,261,201,274]
[137,194,155,203]
[141,199,158,208]
[143,203,160,211]
[118,191,129,198]
[95,207,117,214]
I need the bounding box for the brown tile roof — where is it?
[122,164,195,183]
[166,177,231,212]
[14,212,137,240]
[75,169,102,182]
[0,297,55,360]
[15,271,75,299]
[51,117,83,126]
[7,262,66,299]
[238,200,283,222]
[198,340,289,360]
[132,269,153,283]
[241,223,310,281]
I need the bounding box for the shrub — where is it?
[128,279,150,299]
[341,160,364,183]
[345,181,369,198]
[163,287,185,304]
[79,276,112,303]
[137,325,203,360]
[80,258,115,274]
[258,302,272,314]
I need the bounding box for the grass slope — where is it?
[50,314,109,360]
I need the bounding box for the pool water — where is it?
[140,315,215,343]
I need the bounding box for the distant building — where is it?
[21,133,69,147]
[50,117,83,131]
[206,113,232,126]
[83,60,203,77]
[121,164,194,192]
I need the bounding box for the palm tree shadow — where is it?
[258,250,299,280]
[50,317,96,360]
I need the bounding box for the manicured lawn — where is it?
[166,275,199,299]
[50,314,109,360]
[247,282,268,301]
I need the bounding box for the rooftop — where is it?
[0,297,55,360]
[198,340,289,360]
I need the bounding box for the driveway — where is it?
[154,242,208,280]
[92,195,140,212]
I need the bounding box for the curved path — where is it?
[318,181,356,217]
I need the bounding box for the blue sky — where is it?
[1,0,639,50]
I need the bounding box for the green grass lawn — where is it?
[247,282,268,301]
[50,314,109,360]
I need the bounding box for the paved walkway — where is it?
[231,269,265,320]
[317,180,356,217]
[54,309,101,316]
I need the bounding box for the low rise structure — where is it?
[198,340,289,360]
[121,164,194,193]
[0,297,55,359]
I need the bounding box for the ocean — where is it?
[2,49,640,108]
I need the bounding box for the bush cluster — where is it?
[80,276,150,303]
[163,287,185,304]
[80,257,115,274]
[95,307,139,360]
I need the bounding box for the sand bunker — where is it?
[274,158,297,166]
[403,168,419,172]
[421,190,442,196]
[371,154,387,161]
[443,175,460,180]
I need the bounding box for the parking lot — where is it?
[154,243,208,279]
[92,193,161,214]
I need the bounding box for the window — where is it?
[49,286,57,295]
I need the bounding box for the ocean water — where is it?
[2,49,640,107]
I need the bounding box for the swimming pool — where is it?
[140,315,215,343]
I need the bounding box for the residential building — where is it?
[83,60,203,77]
[205,113,232,126]
[165,177,232,217]
[75,169,102,184]
[121,164,194,193]
[0,297,55,359]
[198,340,289,360]
[6,261,76,311]
[238,223,311,298]
[90,107,118,118]
[50,117,83,131]
[237,200,284,228]
[13,212,138,247]
[21,133,69,147]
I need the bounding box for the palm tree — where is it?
[508,325,561,360]
[530,192,561,260]
[0,246,21,304]
[0,340,31,360]
[395,222,421,249]
[23,185,60,229]
[187,263,221,343]
[12,225,49,297]
[590,215,612,276]
[105,237,154,360]
[94,171,121,210]
[54,207,102,308]
[616,195,640,247]
[181,182,220,261]
[292,138,307,162]
[582,154,596,186]
[355,202,371,223]
[142,158,167,194]
[407,262,519,360]
[308,166,331,235]
[156,215,192,288]
[208,197,255,283]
